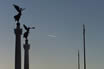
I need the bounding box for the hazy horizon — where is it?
[0,0,104,69]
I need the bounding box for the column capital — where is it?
[14,23,22,35]
[24,43,30,50]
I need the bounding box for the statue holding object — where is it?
[23,24,35,40]
[13,4,25,23]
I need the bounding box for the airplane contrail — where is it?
[48,35,56,37]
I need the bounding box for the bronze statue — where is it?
[23,24,35,40]
[13,4,25,23]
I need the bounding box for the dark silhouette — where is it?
[23,24,34,69]
[13,4,25,23]
[24,39,30,69]
[13,4,23,69]
[23,24,35,40]
[83,24,87,69]
[14,17,22,69]
[78,50,80,69]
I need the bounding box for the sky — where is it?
[0,0,104,69]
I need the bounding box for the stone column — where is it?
[24,39,30,69]
[14,23,22,69]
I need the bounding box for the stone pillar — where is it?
[24,40,30,69]
[14,23,22,69]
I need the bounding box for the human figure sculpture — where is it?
[13,4,25,23]
[23,24,35,40]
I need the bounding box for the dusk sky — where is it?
[0,0,104,69]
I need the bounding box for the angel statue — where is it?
[23,24,35,40]
[13,4,25,23]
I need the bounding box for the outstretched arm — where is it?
[23,24,28,30]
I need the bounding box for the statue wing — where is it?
[23,24,28,30]
[13,4,20,12]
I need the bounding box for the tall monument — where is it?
[14,22,22,69]
[23,24,35,69]
[24,39,30,69]
[13,4,25,69]
[78,50,80,69]
[83,24,86,69]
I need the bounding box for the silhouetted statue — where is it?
[23,24,35,40]
[13,4,25,23]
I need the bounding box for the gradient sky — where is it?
[0,0,104,69]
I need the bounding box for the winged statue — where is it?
[23,24,35,40]
[13,4,25,23]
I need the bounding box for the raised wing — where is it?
[13,4,20,12]
[23,24,28,30]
